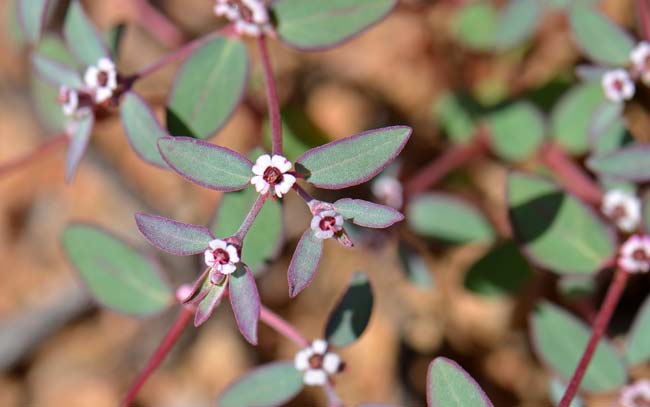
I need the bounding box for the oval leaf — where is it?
[398,241,434,290]
[135,213,213,256]
[333,198,403,229]
[61,224,172,316]
[531,302,627,392]
[485,101,546,162]
[167,36,248,139]
[494,0,542,50]
[229,264,260,345]
[626,293,650,365]
[158,136,252,191]
[427,357,494,407]
[17,0,50,44]
[325,272,373,348]
[288,229,324,298]
[63,1,109,66]
[295,126,411,190]
[272,0,397,51]
[407,193,495,244]
[434,92,479,145]
[569,3,634,66]
[120,92,168,168]
[218,362,303,407]
[452,3,497,51]
[508,172,616,274]
[195,276,227,327]
[587,145,650,182]
[31,53,83,88]
[65,113,94,183]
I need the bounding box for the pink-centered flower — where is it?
[619,235,650,273]
[294,339,344,386]
[204,238,240,276]
[372,174,404,209]
[631,42,650,85]
[310,210,344,240]
[602,189,641,233]
[84,57,118,103]
[619,379,650,407]
[214,0,272,37]
[602,69,635,103]
[251,154,296,198]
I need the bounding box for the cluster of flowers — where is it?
[601,42,650,102]
[213,0,272,37]
[58,57,118,118]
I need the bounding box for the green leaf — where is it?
[288,229,324,297]
[407,193,495,244]
[229,264,260,345]
[325,272,373,347]
[427,357,494,407]
[31,74,66,132]
[272,0,397,50]
[167,36,248,140]
[508,172,616,275]
[452,3,497,51]
[158,137,252,191]
[17,0,50,43]
[135,213,213,256]
[587,145,650,182]
[218,362,304,407]
[590,118,633,156]
[626,293,650,365]
[61,224,172,316]
[558,275,596,301]
[568,2,634,66]
[433,92,480,145]
[31,53,82,88]
[65,113,94,183]
[195,276,227,326]
[63,1,109,66]
[295,126,411,189]
[485,102,546,162]
[35,33,79,66]
[531,302,627,392]
[120,92,168,168]
[397,241,434,289]
[549,377,584,407]
[551,82,607,155]
[333,198,403,228]
[494,0,542,50]
[464,240,533,296]
[211,185,283,276]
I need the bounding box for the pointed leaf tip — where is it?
[427,357,494,407]
[325,272,373,347]
[229,264,260,345]
[288,229,324,297]
[134,212,213,256]
[333,198,403,228]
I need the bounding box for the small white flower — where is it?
[371,175,404,209]
[213,0,272,37]
[310,210,344,239]
[602,69,635,103]
[84,57,118,103]
[293,339,344,387]
[204,239,240,275]
[619,379,650,407]
[631,42,650,85]
[602,189,641,232]
[58,86,79,116]
[619,235,650,274]
[250,154,296,198]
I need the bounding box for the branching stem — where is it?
[258,35,283,155]
[259,305,309,347]
[0,133,68,178]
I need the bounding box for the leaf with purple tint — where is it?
[65,113,94,183]
[626,293,650,365]
[134,213,213,256]
[158,137,252,191]
[17,0,50,44]
[120,92,168,168]
[229,264,260,345]
[333,198,403,229]
[427,357,494,407]
[61,223,173,317]
[63,0,109,66]
[587,145,650,182]
[31,53,83,88]
[218,362,303,407]
[272,0,397,51]
[195,276,227,327]
[325,272,373,347]
[295,126,411,189]
[288,229,324,297]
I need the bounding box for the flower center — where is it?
[632,248,648,262]
[212,248,230,265]
[308,354,324,369]
[633,395,650,407]
[263,166,283,185]
[319,216,337,232]
[230,0,255,22]
[612,204,628,221]
[97,71,109,87]
[613,79,624,92]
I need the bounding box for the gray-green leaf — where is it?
[218,362,303,407]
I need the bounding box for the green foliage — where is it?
[218,362,303,407]
[16,0,50,44]
[120,92,168,168]
[325,272,373,347]
[427,357,494,407]
[588,145,650,182]
[63,1,109,66]
[485,101,545,162]
[464,240,533,296]
[626,293,650,366]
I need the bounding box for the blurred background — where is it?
[1,0,648,406]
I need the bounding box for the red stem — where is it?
[234,193,267,242]
[132,0,184,48]
[638,0,650,41]
[539,142,603,206]
[558,268,630,407]
[257,35,283,155]
[133,33,215,80]
[0,134,68,178]
[259,305,309,348]
[405,131,489,197]
[119,307,193,407]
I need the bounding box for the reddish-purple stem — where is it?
[558,268,630,407]
[257,35,283,155]
[292,183,315,204]
[119,307,193,407]
[0,133,68,178]
[133,34,214,80]
[132,0,184,48]
[540,143,603,206]
[405,132,489,197]
[259,305,309,348]
[638,0,650,41]
[234,193,268,242]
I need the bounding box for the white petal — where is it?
[251,175,264,189]
[303,369,327,386]
[622,236,642,256]
[315,229,333,239]
[323,353,341,375]
[221,263,237,275]
[271,155,292,173]
[294,349,312,371]
[209,239,226,250]
[619,256,640,273]
[255,154,272,169]
[97,58,115,71]
[334,214,344,228]
[95,87,113,103]
[311,339,328,354]
[204,251,215,267]
[84,66,99,88]
[276,174,296,196]
[226,245,239,263]
[310,215,322,232]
